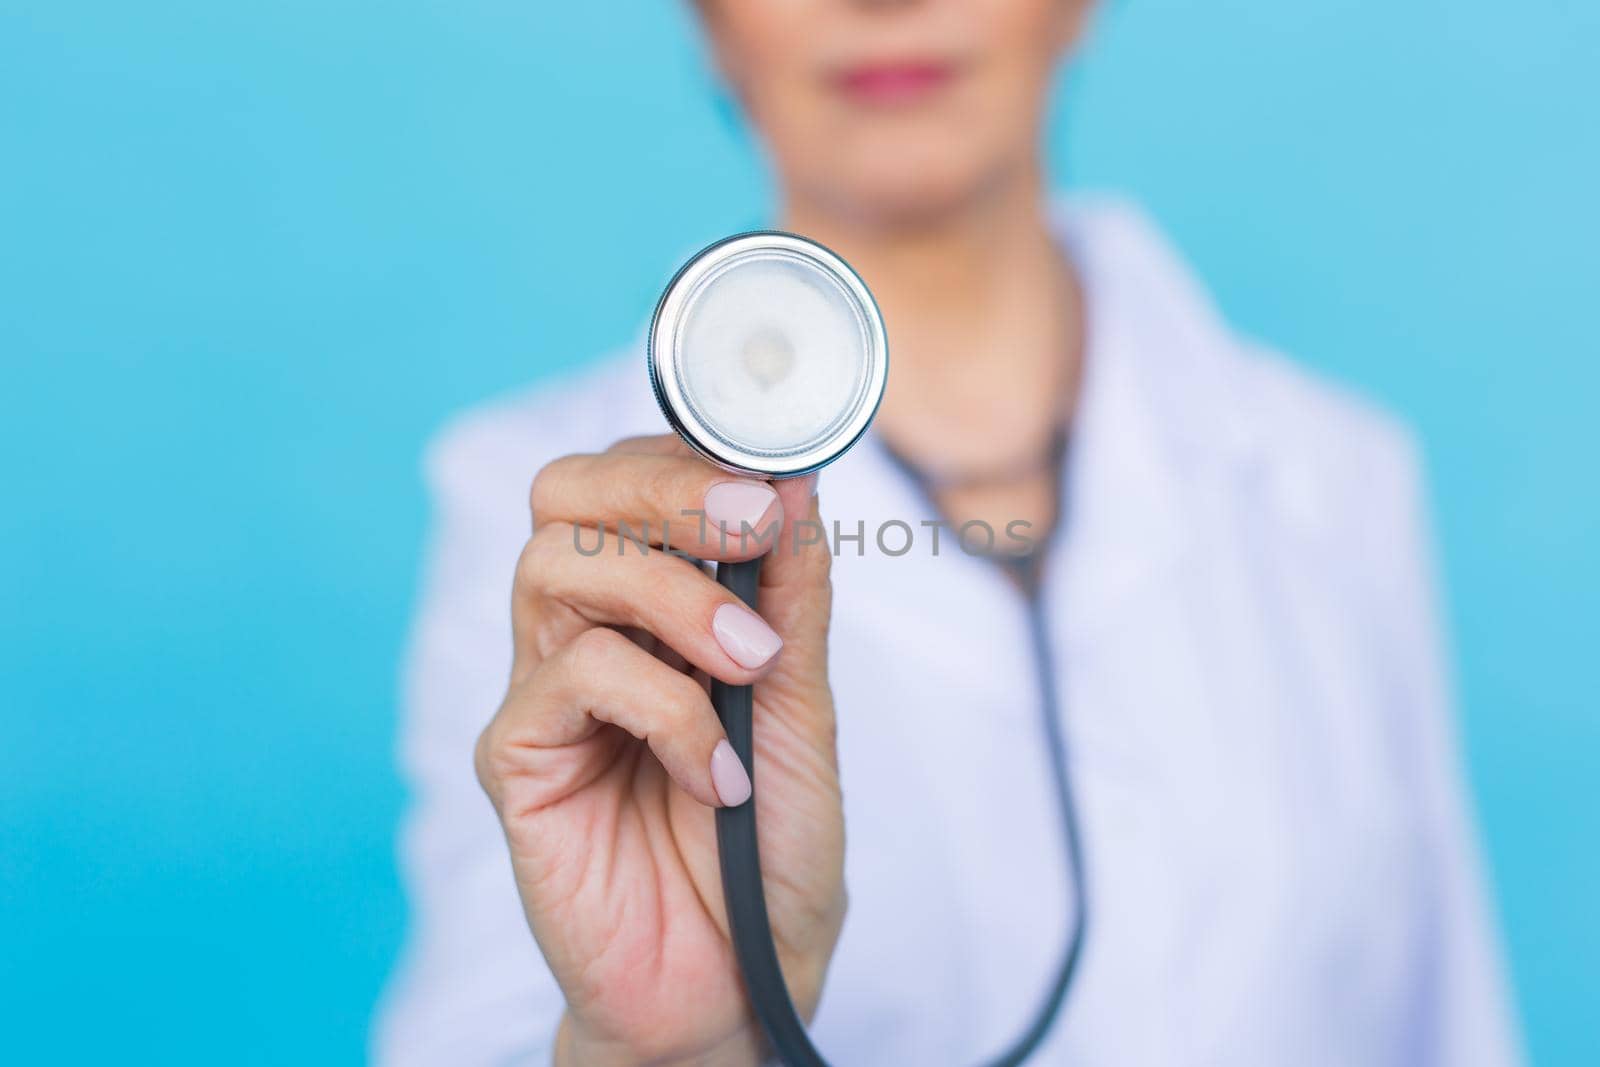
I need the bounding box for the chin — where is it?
[807,147,1016,231]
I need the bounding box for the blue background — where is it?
[3,2,1595,1063]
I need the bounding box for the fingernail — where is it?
[712,602,783,669]
[710,739,752,807]
[704,481,779,534]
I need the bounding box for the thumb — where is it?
[755,472,831,670]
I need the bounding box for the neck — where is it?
[779,164,1083,476]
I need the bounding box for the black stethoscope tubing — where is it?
[710,437,1088,1065]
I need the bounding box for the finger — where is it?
[619,625,694,675]
[604,433,695,457]
[761,473,829,603]
[531,452,782,562]
[740,473,832,691]
[514,522,786,684]
[484,627,748,810]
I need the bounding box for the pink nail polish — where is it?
[711,739,752,807]
[712,603,783,669]
[704,481,778,535]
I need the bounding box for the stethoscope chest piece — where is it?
[648,231,888,477]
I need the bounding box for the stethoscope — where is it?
[647,232,1087,1066]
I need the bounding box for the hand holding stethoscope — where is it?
[479,234,1079,1066]
[474,428,845,1064]
[476,231,877,1066]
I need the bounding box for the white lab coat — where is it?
[373,197,1522,1066]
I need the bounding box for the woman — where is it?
[377,2,1519,1064]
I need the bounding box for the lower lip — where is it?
[835,63,955,105]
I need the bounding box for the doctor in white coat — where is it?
[376,2,1521,1064]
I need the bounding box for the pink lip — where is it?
[834,61,956,105]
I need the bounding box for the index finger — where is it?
[605,433,696,458]
[530,451,783,562]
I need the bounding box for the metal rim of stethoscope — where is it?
[646,230,890,479]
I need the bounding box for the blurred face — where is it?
[697,0,1092,228]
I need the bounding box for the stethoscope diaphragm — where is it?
[648,231,889,478]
